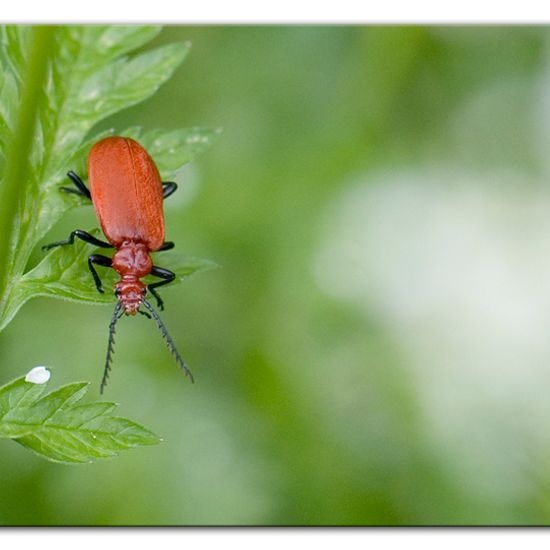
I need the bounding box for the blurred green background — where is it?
[3,25,550,525]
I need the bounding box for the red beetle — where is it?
[43,136,193,392]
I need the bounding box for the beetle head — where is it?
[115,280,146,315]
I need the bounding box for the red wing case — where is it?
[88,137,165,250]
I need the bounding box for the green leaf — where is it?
[0,25,217,333]
[0,375,161,463]
[124,127,223,179]
[0,376,46,420]
[75,42,190,122]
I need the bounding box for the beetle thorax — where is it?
[112,241,153,315]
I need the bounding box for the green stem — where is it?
[0,26,56,308]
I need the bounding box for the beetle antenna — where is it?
[142,299,194,383]
[101,301,124,393]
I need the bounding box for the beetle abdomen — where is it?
[88,137,165,250]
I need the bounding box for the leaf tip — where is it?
[166,41,192,64]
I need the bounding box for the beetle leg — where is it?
[147,287,164,310]
[42,229,113,251]
[147,266,176,310]
[157,241,175,252]
[88,254,113,294]
[60,171,91,200]
[162,182,178,199]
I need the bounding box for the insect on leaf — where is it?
[0,25,217,332]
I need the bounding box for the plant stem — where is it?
[0,26,56,308]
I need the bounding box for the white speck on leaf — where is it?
[25,366,51,384]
